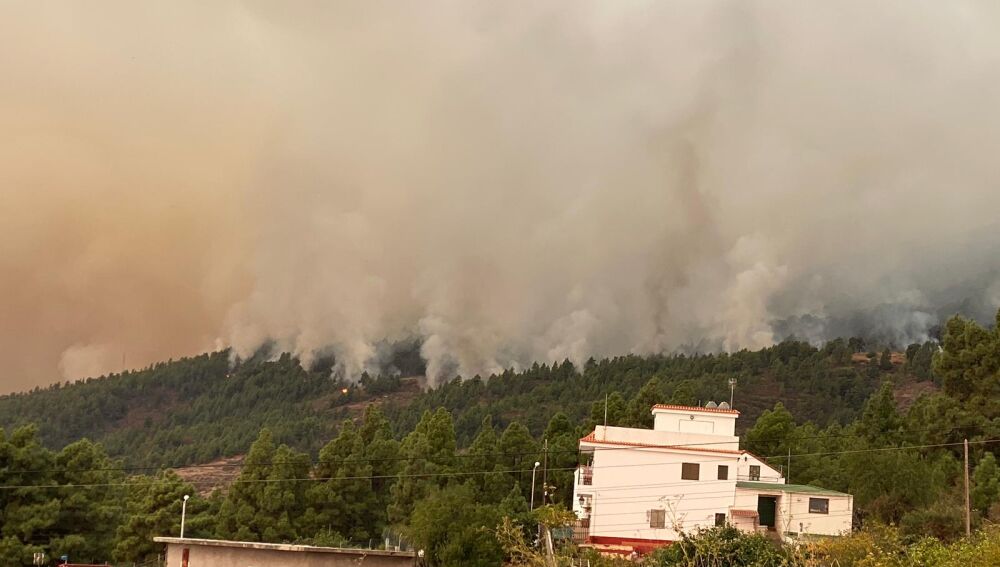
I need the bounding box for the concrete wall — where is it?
[584,444,742,542]
[733,488,852,537]
[783,492,853,537]
[653,408,737,437]
[739,453,784,483]
[162,541,415,567]
[591,425,739,452]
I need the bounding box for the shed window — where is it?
[749,465,761,481]
[809,498,829,514]
[649,509,666,528]
[718,465,729,480]
[681,462,700,480]
[715,513,727,527]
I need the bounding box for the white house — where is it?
[572,403,853,555]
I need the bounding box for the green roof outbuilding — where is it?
[736,481,849,497]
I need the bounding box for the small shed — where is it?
[733,481,853,538]
[154,537,418,567]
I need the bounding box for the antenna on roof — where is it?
[728,377,737,409]
[603,393,608,440]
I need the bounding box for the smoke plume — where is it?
[2,1,1000,392]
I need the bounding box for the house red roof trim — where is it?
[651,403,740,415]
[579,431,743,455]
[586,536,673,555]
[730,509,759,517]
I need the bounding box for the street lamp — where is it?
[530,461,541,510]
[180,494,190,539]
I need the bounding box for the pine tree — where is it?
[388,409,457,524]
[972,452,1000,518]
[626,378,663,427]
[408,483,502,567]
[858,383,902,442]
[543,413,579,506]
[0,426,55,565]
[498,422,539,503]
[302,420,378,543]
[112,472,209,563]
[49,438,124,562]
[216,428,308,542]
[879,348,894,371]
[464,416,508,503]
[259,444,311,542]
[744,403,795,459]
[358,405,400,535]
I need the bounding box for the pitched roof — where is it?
[736,481,849,496]
[651,404,740,416]
[579,431,743,455]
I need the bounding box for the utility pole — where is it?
[531,462,541,510]
[787,446,792,484]
[603,393,608,440]
[542,438,549,507]
[181,494,190,539]
[728,377,736,408]
[964,438,971,537]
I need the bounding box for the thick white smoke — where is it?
[2,1,1000,390]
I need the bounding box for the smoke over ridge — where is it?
[2,1,1000,391]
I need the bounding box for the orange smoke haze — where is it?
[2,2,1000,392]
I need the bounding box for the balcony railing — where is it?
[572,520,590,544]
[736,474,782,482]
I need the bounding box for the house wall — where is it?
[574,404,849,551]
[592,425,739,452]
[585,444,741,542]
[730,514,758,533]
[163,542,415,567]
[653,409,737,437]
[738,453,784,483]
[783,493,853,536]
[733,488,852,537]
[733,486,787,530]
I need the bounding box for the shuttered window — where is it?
[681,462,700,480]
[649,509,666,528]
[717,465,729,480]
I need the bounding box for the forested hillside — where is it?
[0,337,935,468]
[0,313,994,566]
[0,312,1000,567]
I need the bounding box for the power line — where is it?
[4,437,996,492]
[0,422,981,477]
[0,465,543,491]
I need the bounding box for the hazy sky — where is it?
[2,1,999,392]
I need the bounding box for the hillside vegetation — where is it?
[0,313,996,565]
[0,337,933,468]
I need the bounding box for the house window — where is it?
[681,462,700,480]
[649,509,666,528]
[749,465,760,481]
[809,498,829,514]
[715,513,726,527]
[718,465,729,480]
